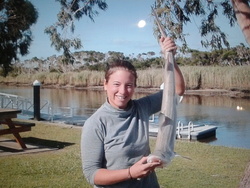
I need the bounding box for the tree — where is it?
[0,0,38,76]
[152,0,250,52]
[231,0,250,44]
[45,0,108,65]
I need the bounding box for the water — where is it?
[1,85,250,149]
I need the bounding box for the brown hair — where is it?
[104,60,138,86]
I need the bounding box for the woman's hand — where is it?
[129,157,162,179]
[159,36,177,55]
[159,36,185,96]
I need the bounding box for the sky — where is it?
[20,0,249,61]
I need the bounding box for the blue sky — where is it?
[21,0,248,60]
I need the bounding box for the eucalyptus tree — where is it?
[152,0,250,52]
[0,0,38,76]
[45,0,108,65]
[231,0,250,44]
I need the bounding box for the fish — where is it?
[147,7,177,167]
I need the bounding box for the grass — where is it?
[0,120,250,188]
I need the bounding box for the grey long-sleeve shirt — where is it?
[81,91,163,188]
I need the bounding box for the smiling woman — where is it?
[81,35,185,188]
[138,20,146,28]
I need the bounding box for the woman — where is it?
[81,36,185,188]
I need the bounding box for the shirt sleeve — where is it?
[81,117,105,185]
[137,91,163,115]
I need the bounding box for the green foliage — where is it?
[45,0,108,64]
[51,44,248,72]
[0,0,38,76]
[180,45,250,66]
[88,64,105,71]
[152,0,237,51]
[221,50,237,60]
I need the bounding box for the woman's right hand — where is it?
[159,36,177,55]
[129,157,162,179]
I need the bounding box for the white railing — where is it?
[177,121,195,140]
[0,92,50,115]
[0,92,96,123]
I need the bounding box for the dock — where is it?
[149,121,217,140]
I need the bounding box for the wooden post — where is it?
[33,80,41,121]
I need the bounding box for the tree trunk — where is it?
[231,0,250,45]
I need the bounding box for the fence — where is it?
[0,92,95,124]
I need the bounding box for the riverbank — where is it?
[1,66,250,95]
[2,82,250,98]
[0,120,250,187]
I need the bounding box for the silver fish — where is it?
[147,7,177,167]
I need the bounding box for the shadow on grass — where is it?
[22,137,75,149]
[0,144,23,153]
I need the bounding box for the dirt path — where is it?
[239,162,250,188]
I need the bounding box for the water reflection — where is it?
[0,85,250,149]
[182,94,250,110]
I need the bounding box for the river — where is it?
[0,85,250,149]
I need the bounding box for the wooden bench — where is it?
[8,121,35,127]
[0,120,35,135]
[0,109,36,149]
[0,118,36,149]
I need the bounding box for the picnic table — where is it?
[0,108,35,149]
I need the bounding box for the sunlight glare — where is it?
[138,20,146,28]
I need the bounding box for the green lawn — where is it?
[0,120,249,188]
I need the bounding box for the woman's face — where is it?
[104,69,136,109]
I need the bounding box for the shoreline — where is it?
[1,83,250,97]
[53,85,250,97]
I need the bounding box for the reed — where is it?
[0,66,249,92]
[73,71,91,87]
[31,72,48,85]
[87,71,104,86]
[180,66,250,91]
[58,72,75,86]
[137,68,163,88]
[43,72,61,85]
[177,66,202,89]
[230,66,250,90]
[1,74,33,85]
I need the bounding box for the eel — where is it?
[147,7,177,167]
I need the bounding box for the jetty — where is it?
[149,121,217,140]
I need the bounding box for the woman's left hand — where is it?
[129,157,161,179]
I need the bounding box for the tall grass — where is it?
[137,68,163,88]
[181,66,250,90]
[43,72,60,85]
[181,67,202,89]
[0,66,249,91]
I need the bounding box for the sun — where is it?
[137,20,146,28]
